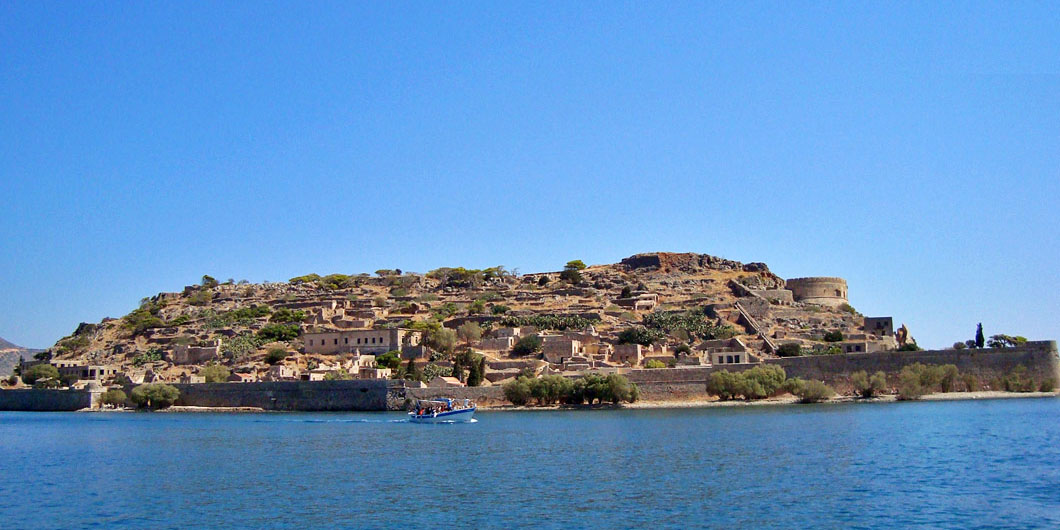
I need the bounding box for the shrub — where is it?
[898,343,921,352]
[21,364,59,386]
[5,375,17,386]
[100,389,127,407]
[130,384,180,410]
[201,364,230,383]
[739,365,787,400]
[511,334,542,357]
[257,324,300,343]
[674,344,693,356]
[620,286,632,298]
[324,369,353,381]
[644,359,667,369]
[188,290,214,306]
[786,378,835,403]
[270,308,306,323]
[1040,378,1056,392]
[952,342,967,350]
[851,370,888,398]
[491,305,510,315]
[503,377,532,405]
[776,343,803,357]
[999,365,1035,392]
[617,327,663,346]
[838,303,856,314]
[642,310,735,341]
[265,348,288,365]
[468,299,486,315]
[823,331,844,342]
[962,373,979,392]
[938,364,960,393]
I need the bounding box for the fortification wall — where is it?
[785,277,848,306]
[166,380,395,411]
[0,388,98,411]
[624,342,1060,393]
[406,386,506,406]
[770,341,1059,391]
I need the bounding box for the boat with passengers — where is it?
[408,398,476,423]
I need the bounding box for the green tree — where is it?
[617,327,663,346]
[823,330,844,342]
[503,377,532,405]
[100,389,127,408]
[739,365,787,399]
[265,347,288,365]
[257,324,300,343]
[987,334,1028,349]
[468,299,486,315]
[457,322,483,345]
[376,350,402,370]
[511,334,543,357]
[404,358,423,382]
[975,323,985,349]
[201,275,219,288]
[706,370,744,401]
[776,343,803,357]
[620,286,632,298]
[201,364,230,383]
[644,359,667,369]
[467,355,486,387]
[130,384,180,410]
[491,304,510,315]
[559,260,586,284]
[428,327,457,354]
[21,364,59,386]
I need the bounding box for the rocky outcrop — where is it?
[621,252,754,273]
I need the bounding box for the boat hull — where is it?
[408,407,476,424]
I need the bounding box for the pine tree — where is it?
[975,323,985,349]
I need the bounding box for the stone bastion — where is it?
[785,277,848,307]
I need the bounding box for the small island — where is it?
[1,252,1056,412]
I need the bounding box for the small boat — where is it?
[408,398,476,424]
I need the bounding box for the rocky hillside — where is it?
[0,337,42,377]
[41,252,893,380]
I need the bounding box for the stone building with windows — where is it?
[303,328,423,355]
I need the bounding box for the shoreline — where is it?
[478,390,1059,411]
[64,390,1060,413]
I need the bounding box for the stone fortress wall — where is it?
[628,341,1060,396]
[0,388,98,411]
[785,277,848,307]
[3,343,1056,410]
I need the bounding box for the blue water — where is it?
[2,398,1059,529]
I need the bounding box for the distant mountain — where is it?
[0,336,41,377]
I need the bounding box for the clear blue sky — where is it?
[2,2,1058,349]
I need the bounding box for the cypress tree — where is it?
[975,323,985,349]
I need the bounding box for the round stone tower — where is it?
[785,277,848,308]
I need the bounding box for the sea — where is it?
[2,397,1059,529]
